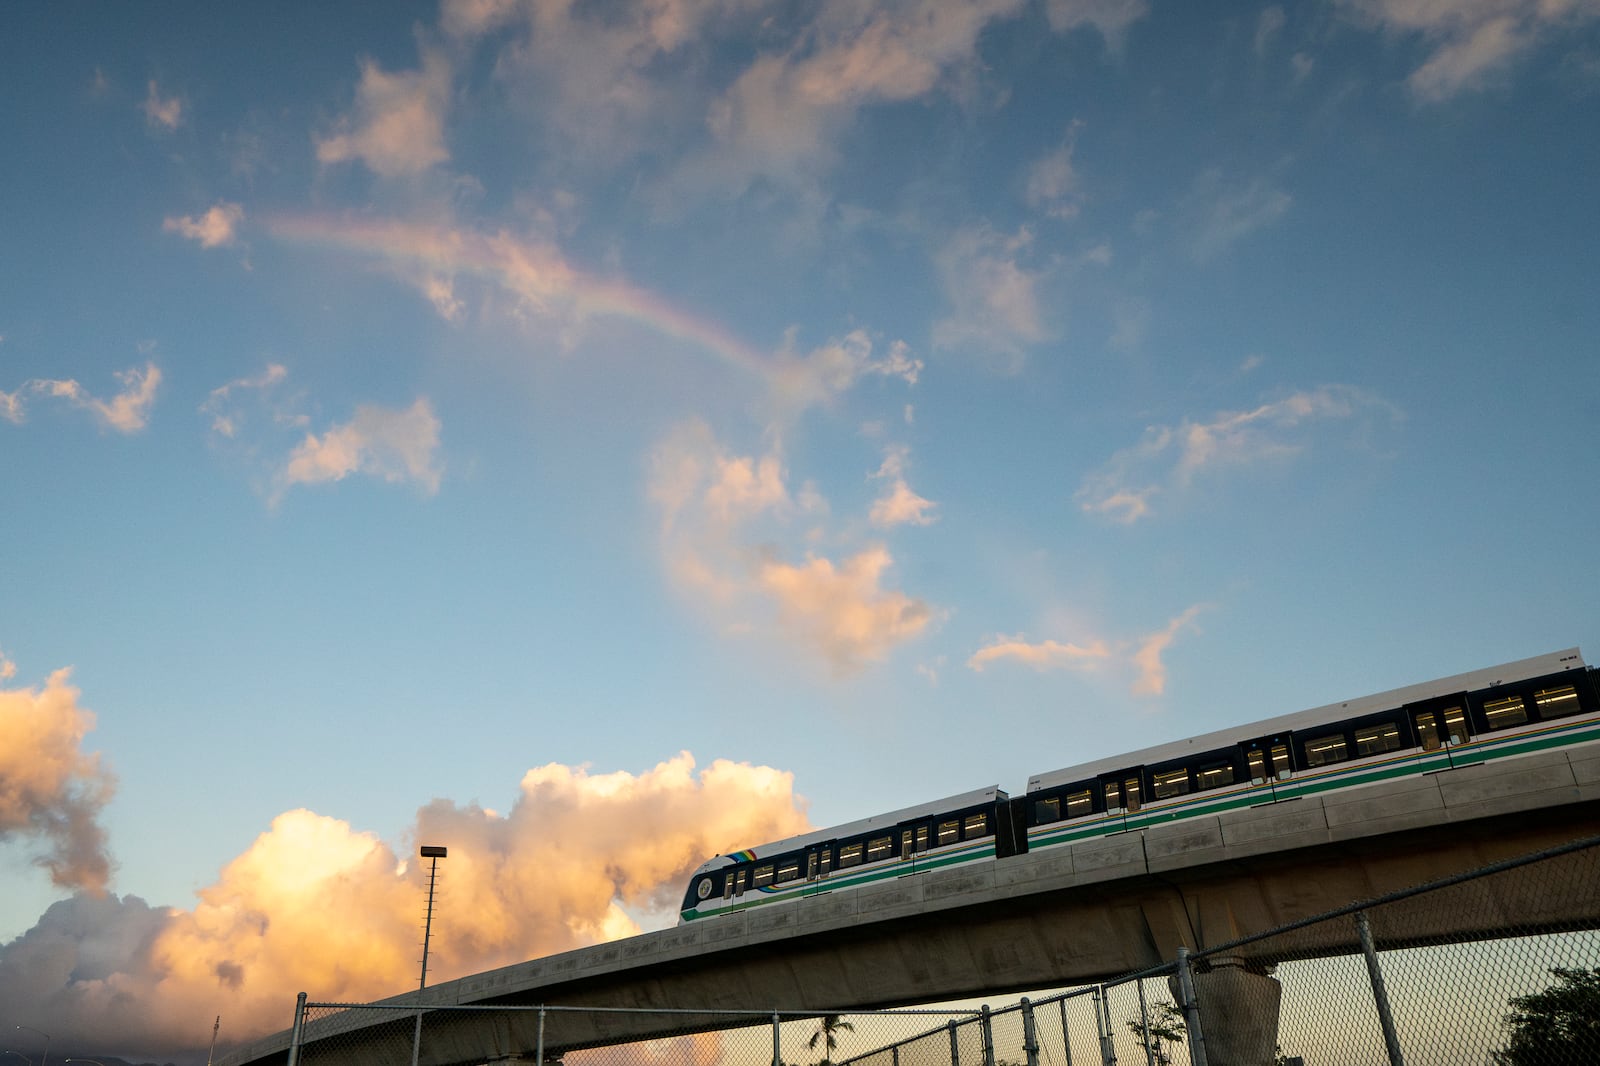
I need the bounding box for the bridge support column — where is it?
[1174,955,1281,1066]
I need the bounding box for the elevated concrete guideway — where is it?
[223,745,1600,1066]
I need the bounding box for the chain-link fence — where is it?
[287,833,1600,1066]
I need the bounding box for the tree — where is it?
[1493,967,1600,1065]
[1127,1001,1186,1066]
[808,1014,856,1066]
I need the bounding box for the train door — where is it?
[804,843,834,895]
[1241,734,1294,800]
[898,822,931,869]
[1099,768,1144,831]
[1406,693,1471,770]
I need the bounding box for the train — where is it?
[679,646,1600,922]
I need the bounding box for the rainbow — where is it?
[264,213,774,380]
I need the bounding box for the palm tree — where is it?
[808,1014,856,1066]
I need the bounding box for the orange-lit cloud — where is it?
[869,447,936,529]
[164,202,246,248]
[968,605,1207,698]
[651,421,936,674]
[316,50,452,176]
[0,665,115,891]
[24,362,162,433]
[278,397,444,498]
[0,752,810,1055]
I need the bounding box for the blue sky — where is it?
[2,0,1598,1056]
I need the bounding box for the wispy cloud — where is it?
[1026,122,1086,220]
[966,605,1207,697]
[277,397,444,499]
[200,363,293,439]
[316,49,452,176]
[650,420,936,675]
[20,362,161,433]
[0,663,116,892]
[1334,0,1600,101]
[1183,167,1292,261]
[932,224,1048,368]
[143,80,183,130]
[163,202,245,248]
[1076,385,1399,523]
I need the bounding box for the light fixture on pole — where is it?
[5,1051,33,1066]
[410,845,447,1066]
[14,1027,48,1066]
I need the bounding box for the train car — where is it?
[678,786,1017,923]
[678,647,1599,924]
[1023,647,1600,853]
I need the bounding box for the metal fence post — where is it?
[1136,979,1154,1066]
[1021,997,1040,1066]
[286,992,307,1066]
[536,1006,547,1066]
[1356,910,1407,1066]
[1059,997,1074,1066]
[981,1005,996,1066]
[773,1013,782,1066]
[948,1019,961,1066]
[1175,947,1209,1066]
[1093,986,1116,1066]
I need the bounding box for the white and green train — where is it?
[679,647,1599,923]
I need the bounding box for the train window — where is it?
[838,842,864,868]
[1247,749,1266,783]
[1356,722,1402,757]
[1104,781,1121,810]
[1124,778,1142,811]
[938,819,960,845]
[1304,734,1349,767]
[1444,706,1469,743]
[776,858,801,883]
[867,835,894,862]
[1035,797,1061,824]
[1153,767,1190,799]
[726,869,747,898]
[752,864,775,888]
[1067,790,1093,817]
[1483,695,1528,730]
[964,812,989,838]
[818,848,832,874]
[1535,685,1582,719]
[914,825,930,851]
[1196,763,1235,791]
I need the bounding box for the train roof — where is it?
[1027,647,1587,794]
[694,785,1006,871]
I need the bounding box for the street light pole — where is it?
[410,845,447,1066]
[15,1027,48,1066]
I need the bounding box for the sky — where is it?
[2,0,1598,1059]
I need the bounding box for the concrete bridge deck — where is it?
[222,743,1600,1066]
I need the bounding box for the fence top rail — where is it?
[301,1002,986,1020]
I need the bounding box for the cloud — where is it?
[200,363,293,439]
[143,80,183,130]
[869,447,937,528]
[1130,605,1206,696]
[0,387,23,424]
[650,421,936,674]
[1334,0,1600,101]
[1076,385,1399,523]
[26,362,161,433]
[1182,168,1292,261]
[1026,124,1086,220]
[316,49,452,176]
[1045,0,1151,44]
[967,636,1111,673]
[932,225,1048,368]
[0,665,116,892]
[164,202,245,248]
[966,605,1205,697]
[768,330,923,423]
[278,398,444,498]
[0,752,810,1056]
[758,548,934,674]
